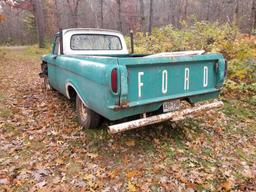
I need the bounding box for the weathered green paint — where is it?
[42,43,226,121]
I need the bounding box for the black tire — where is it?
[76,95,101,129]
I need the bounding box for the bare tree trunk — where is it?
[117,0,122,32]
[148,0,153,34]
[32,0,45,48]
[168,0,174,25]
[252,0,256,32]
[89,0,99,28]
[234,0,239,27]
[139,0,145,31]
[183,0,188,21]
[73,0,80,27]
[206,0,211,21]
[66,0,81,27]
[100,0,103,28]
[54,0,60,29]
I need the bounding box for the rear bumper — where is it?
[108,100,224,134]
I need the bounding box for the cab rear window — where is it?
[70,34,122,50]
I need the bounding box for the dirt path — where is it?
[0,46,29,50]
[0,48,255,191]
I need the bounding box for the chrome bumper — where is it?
[108,100,224,134]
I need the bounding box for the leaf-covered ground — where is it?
[0,48,255,192]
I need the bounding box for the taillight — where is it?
[111,68,118,93]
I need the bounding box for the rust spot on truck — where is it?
[113,101,129,110]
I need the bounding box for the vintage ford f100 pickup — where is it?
[40,28,227,134]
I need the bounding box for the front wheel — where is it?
[43,77,52,90]
[76,95,101,129]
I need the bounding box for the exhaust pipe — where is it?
[108,100,224,134]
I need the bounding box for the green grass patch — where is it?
[0,93,5,102]
[165,145,176,159]
[248,96,256,105]
[137,139,155,153]
[25,44,51,56]
[223,100,255,119]
[0,107,11,118]
[170,128,186,148]
[1,123,16,133]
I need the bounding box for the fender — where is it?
[65,82,88,107]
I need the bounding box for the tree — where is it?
[1,0,45,47]
[54,0,61,29]
[66,0,81,27]
[168,0,174,25]
[206,0,212,21]
[100,0,103,28]
[148,0,153,34]
[234,0,239,27]
[183,0,188,21]
[252,0,256,32]
[139,0,145,31]
[116,0,122,32]
[31,0,45,48]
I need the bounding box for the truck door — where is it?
[47,36,60,90]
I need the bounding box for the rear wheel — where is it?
[76,95,101,129]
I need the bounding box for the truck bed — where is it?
[116,53,226,108]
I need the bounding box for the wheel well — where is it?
[67,85,77,101]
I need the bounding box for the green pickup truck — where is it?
[40,28,227,134]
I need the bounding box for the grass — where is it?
[25,44,51,57]
[223,100,255,119]
[0,107,11,118]
[0,93,5,102]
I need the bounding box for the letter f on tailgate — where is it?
[138,72,144,98]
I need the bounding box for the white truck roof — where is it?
[62,28,129,55]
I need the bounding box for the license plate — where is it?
[163,100,181,112]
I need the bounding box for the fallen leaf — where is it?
[153,138,160,145]
[0,178,10,185]
[128,181,136,192]
[55,158,65,165]
[108,169,119,179]
[221,179,234,191]
[87,153,98,159]
[122,154,129,165]
[37,180,47,188]
[126,170,139,179]
[125,140,136,147]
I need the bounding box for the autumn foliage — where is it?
[0,14,5,23]
[127,22,256,99]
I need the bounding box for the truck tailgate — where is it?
[117,54,226,107]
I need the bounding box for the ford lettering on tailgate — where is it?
[128,61,217,103]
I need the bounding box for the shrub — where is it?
[127,21,256,96]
